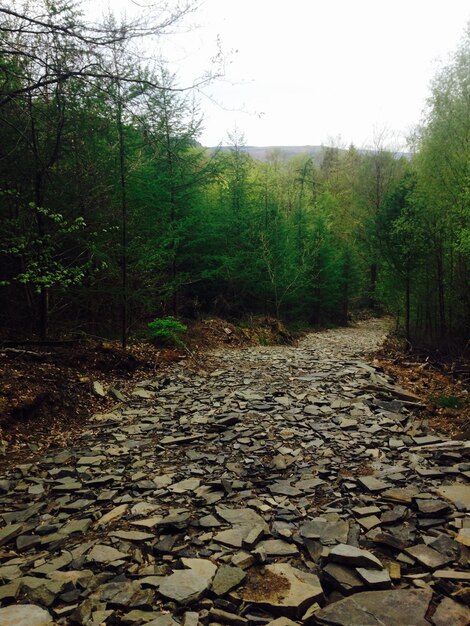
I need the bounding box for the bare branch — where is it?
[0,1,221,106]
[0,3,198,46]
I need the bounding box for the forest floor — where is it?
[374,338,470,441]
[0,318,469,625]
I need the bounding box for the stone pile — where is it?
[0,320,469,625]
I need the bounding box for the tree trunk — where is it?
[368,262,377,309]
[405,275,411,342]
[39,288,49,340]
[436,248,446,338]
[341,281,349,325]
[117,94,128,349]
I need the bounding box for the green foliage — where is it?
[0,197,90,292]
[432,395,465,409]
[148,317,187,347]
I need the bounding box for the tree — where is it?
[131,69,209,318]
[410,26,470,342]
[376,171,422,340]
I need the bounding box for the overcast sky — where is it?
[86,0,470,148]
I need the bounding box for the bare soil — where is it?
[374,335,470,439]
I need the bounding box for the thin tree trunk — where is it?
[368,262,377,309]
[342,281,349,325]
[436,247,446,338]
[405,275,411,342]
[117,94,128,349]
[162,93,178,317]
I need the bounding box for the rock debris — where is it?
[0,320,469,625]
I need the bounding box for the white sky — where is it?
[86,0,470,148]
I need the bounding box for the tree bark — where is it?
[405,275,411,342]
[436,247,446,338]
[368,262,377,309]
[117,93,128,349]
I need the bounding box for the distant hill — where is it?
[207,145,410,162]
[209,145,325,163]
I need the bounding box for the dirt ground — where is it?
[374,335,470,440]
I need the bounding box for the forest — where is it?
[0,1,469,352]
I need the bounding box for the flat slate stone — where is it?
[170,478,201,493]
[87,544,129,563]
[214,507,268,546]
[77,455,106,466]
[437,484,470,512]
[208,608,248,625]
[237,563,323,618]
[328,544,383,570]
[355,567,391,589]
[96,504,129,526]
[269,481,302,497]
[357,515,381,531]
[339,418,357,429]
[267,619,299,626]
[381,487,419,503]
[304,405,320,415]
[111,530,154,542]
[352,506,381,517]
[0,564,22,580]
[0,523,23,547]
[380,505,407,524]
[301,518,349,545]
[405,544,453,570]
[160,434,201,445]
[199,514,221,528]
[211,564,246,595]
[433,569,470,582]
[214,528,246,548]
[255,539,299,557]
[0,604,53,626]
[158,558,217,604]
[32,553,72,575]
[0,580,22,602]
[412,435,443,445]
[322,563,364,595]
[357,477,390,492]
[216,507,267,529]
[456,528,470,547]
[415,499,450,517]
[311,588,432,625]
[242,525,265,548]
[295,477,325,491]
[432,596,470,626]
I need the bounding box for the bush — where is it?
[148,317,187,347]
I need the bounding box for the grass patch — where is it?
[432,394,465,409]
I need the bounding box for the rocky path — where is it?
[0,320,469,626]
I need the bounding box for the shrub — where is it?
[148,317,187,347]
